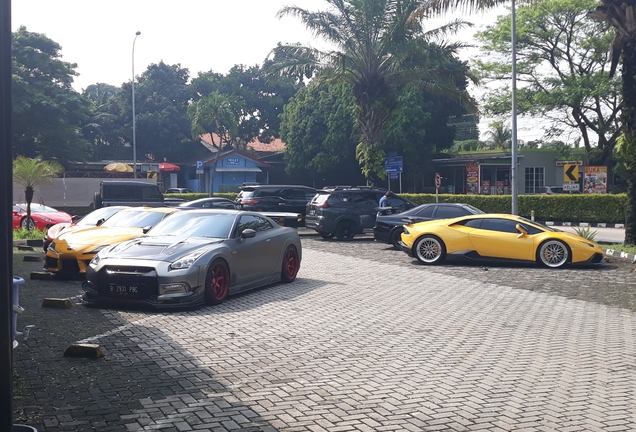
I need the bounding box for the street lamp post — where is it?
[132,31,141,179]
[511,0,519,215]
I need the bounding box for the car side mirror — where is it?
[241,229,256,240]
[142,225,153,234]
[95,218,106,226]
[516,224,528,237]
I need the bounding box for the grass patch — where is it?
[13,228,46,240]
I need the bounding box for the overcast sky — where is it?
[12,0,542,140]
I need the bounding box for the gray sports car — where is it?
[82,209,302,309]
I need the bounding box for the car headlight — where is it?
[580,241,596,248]
[170,249,207,270]
[89,254,101,268]
[41,217,53,222]
[403,226,410,235]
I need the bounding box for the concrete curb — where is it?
[540,221,624,228]
[604,248,636,264]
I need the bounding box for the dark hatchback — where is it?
[373,202,484,248]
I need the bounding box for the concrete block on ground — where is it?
[64,343,104,359]
[42,298,73,308]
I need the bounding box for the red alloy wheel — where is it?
[282,247,299,282]
[206,260,229,304]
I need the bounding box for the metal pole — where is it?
[0,0,14,426]
[511,0,519,215]
[132,31,141,179]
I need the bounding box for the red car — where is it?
[13,203,72,231]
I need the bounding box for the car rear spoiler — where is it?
[260,212,305,228]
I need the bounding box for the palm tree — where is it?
[485,121,512,149]
[589,2,636,245]
[13,156,63,230]
[269,0,478,179]
[187,91,241,195]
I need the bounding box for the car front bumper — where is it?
[82,257,208,309]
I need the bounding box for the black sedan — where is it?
[82,209,301,309]
[373,202,484,248]
[178,197,237,209]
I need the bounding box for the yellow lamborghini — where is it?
[400,213,605,268]
[45,206,179,275]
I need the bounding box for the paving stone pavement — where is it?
[11,238,636,432]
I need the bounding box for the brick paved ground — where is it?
[11,235,636,431]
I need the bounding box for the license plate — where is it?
[109,283,143,296]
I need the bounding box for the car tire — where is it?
[537,240,569,268]
[319,232,334,240]
[390,228,403,249]
[281,245,300,283]
[413,235,446,265]
[20,217,34,230]
[204,258,230,305]
[335,221,355,241]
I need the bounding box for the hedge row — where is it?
[399,193,628,224]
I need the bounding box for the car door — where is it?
[231,215,280,288]
[468,218,535,260]
[280,188,311,214]
[353,191,381,229]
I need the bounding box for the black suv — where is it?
[305,187,415,240]
[234,185,316,219]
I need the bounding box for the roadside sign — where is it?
[564,164,579,183]
[563,183,580,191]
[435,173,441,189]
[384,156,403,173]
[196,160,204,174]
[389,172,399,180]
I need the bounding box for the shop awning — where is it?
[159,162,180,172]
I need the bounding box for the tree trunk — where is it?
[25,186,34,231]
[622,37,636,245]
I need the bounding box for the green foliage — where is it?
[605,243,636,255]
[270,0,477,180]
[572,226,598,241]
[13,156,64,189]
[473,0,621,161]
[12,26,92,160]
[190,65,302,146]
[13,228,46,240]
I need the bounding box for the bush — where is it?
[400,193,627,224]
[13,228,47,240]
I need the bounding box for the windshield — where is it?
[101,209,172,228]
[516,216,556,232]
[17,203,58,213]
[77,207,124,226]
[147,212,236,238]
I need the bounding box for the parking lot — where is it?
[11,233,636,431]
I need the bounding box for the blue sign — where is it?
[226,157,240,166]
[384,156,403,173]
[196,160,204,169]
[389,172,399,179]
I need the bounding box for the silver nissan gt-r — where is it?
[82,209,302,309]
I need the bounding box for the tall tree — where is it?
[108,61,194,163]
[82,83,120,160]
[13,156,63,230]
[590,1,636,245]
[12,26,91,161]
[191,65,302,150]
[187,91,241,194]
[484,121,512,150]
[474,0,621,164]
[269,0,477,180]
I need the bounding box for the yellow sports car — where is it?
[400,213,605,268]
[45,206,179,275]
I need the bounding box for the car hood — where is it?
[55,226,145,251]
[104,236,225,261]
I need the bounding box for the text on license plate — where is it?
[109,284,142,295]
